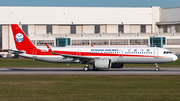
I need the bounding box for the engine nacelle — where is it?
[95,59,111,69]
[111,63,124,68]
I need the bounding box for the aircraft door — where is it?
[32,48,38,58]
[154,48,158,58]
[119,50,123,57]
[76,49,81,56]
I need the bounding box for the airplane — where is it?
[9,24,178,71]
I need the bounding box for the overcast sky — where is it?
[0,0,179,8]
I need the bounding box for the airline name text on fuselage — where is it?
[91,49,151,52]
[91,49,118,51]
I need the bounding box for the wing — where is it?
[52,52,96,60]
[52,52,99,64]
[61,54,95,59]
[46,44,97,62]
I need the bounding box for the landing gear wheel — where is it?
[93,67,99,71]
[155,68,159,71]
[83,66,90,71]
[155,63,159,71]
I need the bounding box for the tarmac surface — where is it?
[0,67,180,75]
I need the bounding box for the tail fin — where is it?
[11,24,36,51]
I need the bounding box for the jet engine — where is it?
[94,59,111,69]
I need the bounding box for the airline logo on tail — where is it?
[11,24,36,50]
[15,33,24,42]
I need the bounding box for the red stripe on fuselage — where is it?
[31,50,159,57]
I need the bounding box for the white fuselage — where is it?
[20,46,178,64]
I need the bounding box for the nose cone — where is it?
[173,55,178,61]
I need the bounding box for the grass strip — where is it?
[0,75,180,101]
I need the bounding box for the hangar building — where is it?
[0,6,180,54]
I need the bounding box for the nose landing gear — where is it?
[155,63,159,71]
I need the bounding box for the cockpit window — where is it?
[163,51,172,54]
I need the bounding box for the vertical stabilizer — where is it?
[11,24,36,51]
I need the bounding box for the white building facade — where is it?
[0,6,180,54]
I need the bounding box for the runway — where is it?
[0,67,180,75]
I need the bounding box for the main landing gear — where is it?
[83,64,90,71]
[83,64,99,71]
[155,63,159,71]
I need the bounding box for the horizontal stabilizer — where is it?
[8,49,26,54]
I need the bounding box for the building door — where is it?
[150,37,165,48]
[56,38,70,47]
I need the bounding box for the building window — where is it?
[167,39,180,45]
[118,25,124,33]
[163,25,167,33]
[141,25,146,33]
[95,25,100,34]
[34,40,54,46]
[0,25,2,49]
[176,25,180,33]
[71,25,76,34]
[110,39,128,45]
[130,39,148,45]
[47,25,52,34]
[72,40,89,45]
[22,25,28,36]
[91,40,109,45]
